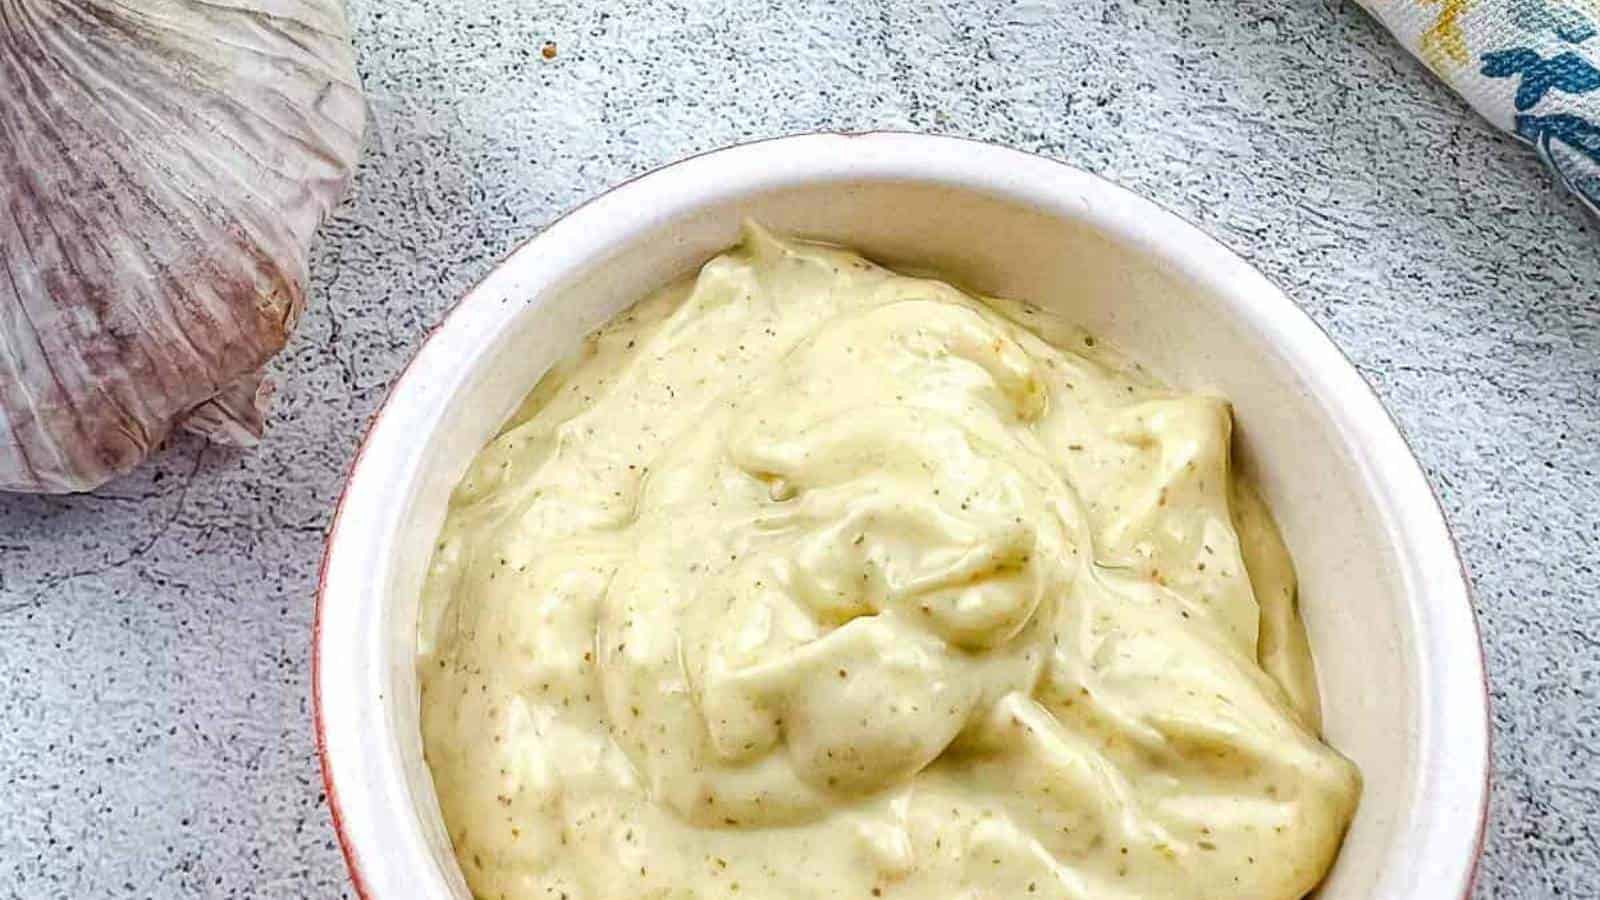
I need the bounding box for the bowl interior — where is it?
[319,136,1485,900]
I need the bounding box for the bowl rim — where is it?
[313,131,1491,900]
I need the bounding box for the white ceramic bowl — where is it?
[315,133,1490,899]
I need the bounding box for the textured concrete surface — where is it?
[1,0,1596,896]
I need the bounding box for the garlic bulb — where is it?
[0,0,365,493]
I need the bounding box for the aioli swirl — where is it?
[419,225,1360,899]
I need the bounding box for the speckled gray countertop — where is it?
[1,0,1596,896]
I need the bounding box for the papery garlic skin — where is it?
[0,0,365,493]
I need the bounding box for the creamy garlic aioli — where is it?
[418,225,1360,899]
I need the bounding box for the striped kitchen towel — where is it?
[1361,0,1600,212]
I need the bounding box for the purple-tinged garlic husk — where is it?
[1,0,365,492]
